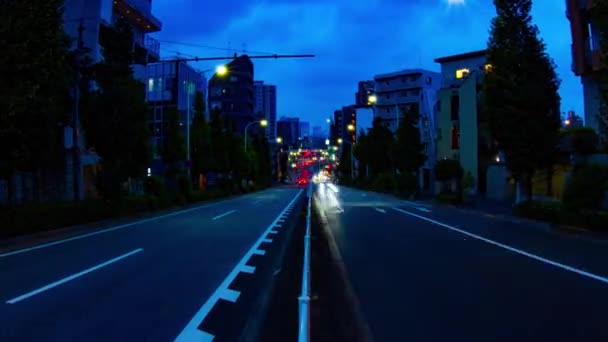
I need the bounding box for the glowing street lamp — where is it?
[276,136,283,144]
[337,138,343,144]
[244,119,268,151]
[347,124,355,132]
[367,94,377,105]
[260,119,268,127]
[216,65,228,76]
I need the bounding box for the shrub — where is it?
[513,200,562,224]
[370,173,398,193]
[144,176,166,197]
[434,159,463,182]
[436,192,462,205]
[563,164,608,211]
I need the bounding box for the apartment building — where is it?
[435,50,497,196]
[63,0,161,64]
[254,81,278,141]
[566,0,604,135]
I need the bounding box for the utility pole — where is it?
[72,18,84,201]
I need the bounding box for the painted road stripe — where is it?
[374,208,386,214]
[241,265,256,274]
[221,288,240,302]
[212,210,237,221]
[268,230,278,234]
[263,238,273,243]
[0,191,268,258]
[392,207,608,285]
[416,207,432,213]
[6,248,143,304]
[175,189,303,342]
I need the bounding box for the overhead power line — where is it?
[156,39,276,55]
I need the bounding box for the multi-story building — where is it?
[300,121,310,138]
[312,126,323,138]
[208,55,256,134]
[435,50,496,195]
[135,61,206,163]
[566,0,604,134]
[373,68,440,190]
[254,81,278,141]
[63,0,161,64]
[277,117,301,147]
[355,80,375,108]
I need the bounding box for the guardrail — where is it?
[298,183,313,342]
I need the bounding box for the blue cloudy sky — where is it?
[152,0,581,128]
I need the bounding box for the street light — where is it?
[347,124,355,132]
[244,119,267,151]
[216,64,228,76]
[367,94,377,105]
[337,138,343,144]
[276,136,283,144]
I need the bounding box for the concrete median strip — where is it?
[175,189,303,342]
[392,207,608,285]
[6,248,143,304]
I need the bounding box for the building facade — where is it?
[135,62,206,158]
[208,55,255,135]
[373,68,440,190]
[277,117,300,147]
[63,0,161,64]
[355,80,375,108]
[435,50,497,196]
[254,81,278,141]
[300,121,310,138]
[566,0,604,134]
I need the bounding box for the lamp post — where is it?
[244,119,268,151]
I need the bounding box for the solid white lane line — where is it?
[374,208,386,214]
[212,210,237,221]
[392,207,608,285]
[0,192,264,258]
[175,189,303,342]
[6,248,143,304]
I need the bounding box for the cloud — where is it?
[153,0,584,125]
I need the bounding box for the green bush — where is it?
[370,173,398,193]
[513,200,562,224]
[436,192,462,205]
[434,159,463,182]
[563,164,608,211]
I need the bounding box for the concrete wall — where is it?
[439,55,487,87]
[582,75,601,134]
[458,76,479,192]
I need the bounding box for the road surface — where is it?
[314,184,608,341]
[0,187,303,341]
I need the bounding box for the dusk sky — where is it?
[152,0,581,128]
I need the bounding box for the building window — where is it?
[456,68,470,79]
[426,77,432,85]
[450,95,459,121]
[148,78,154,92]
[451,125,460,149]
[385,108,390,113]
[230,76,238,82]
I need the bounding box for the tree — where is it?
[83,19,151,198]
[0,0,73,204]
[162,106,186,180]
[484,0,561,202]
[190,91,211,185]
[365,117,395,176]
[591,1,608,148]
[353,129,370,178]
[393,106,427,174]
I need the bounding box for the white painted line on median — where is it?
[221,288,240,302]
[392,207,608,285]
[212,210,237,221]
[263,238,273,243]
[175,189,303,342]
[416,207,432,213]
[374,208,386,214]
[0,193,262,258]
[6,248,143,304]
[268,230,278,234]
[241,265,256,274]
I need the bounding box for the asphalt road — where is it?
[0,187,303,342]
[314,184,608,342]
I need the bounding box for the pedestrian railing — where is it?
[298,183,313,342]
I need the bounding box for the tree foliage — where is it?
[161,106,186,179]
[591,0,608,147]
[0,0,73,202]
[393,107,427,174]
[83,19,151,198]
[354,117,395,177]
[483,0,561,199]
[190,91,211,183]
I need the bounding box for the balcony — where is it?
[114,0,162,32]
